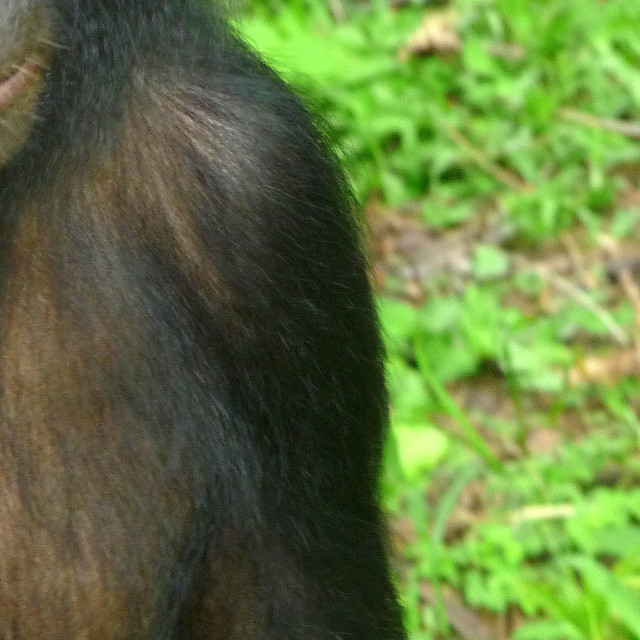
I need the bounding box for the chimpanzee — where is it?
[0,1,406,638]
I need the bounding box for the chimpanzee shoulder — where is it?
[0,1,406,637]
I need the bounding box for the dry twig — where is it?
[510,503,576,525]
[559,107,640,140]
[445,127,533,193]
[512,255,630,347]
[600,234,640,365]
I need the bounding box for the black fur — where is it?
[0,1,406,638]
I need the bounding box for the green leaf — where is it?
[378,297,420,352]
[414,333,479,383]
[471,245,511,281]
[610,208,640,239]
[513,620,586,640]
[568,556,640,638]
[420,297,463,333]
[464,38,501,77]
[414,339,501,471]
[570,526,640,557]
[392,422,449,481]
[386,357,432,421]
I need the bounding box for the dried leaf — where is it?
[569,349,639,385]
[399,12,461,62]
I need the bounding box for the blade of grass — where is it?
[416,340,502,471]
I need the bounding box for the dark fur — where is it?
[0,2,406,638]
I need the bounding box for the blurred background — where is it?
[237,2,640,638]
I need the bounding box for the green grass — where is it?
[239,1,640,638]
